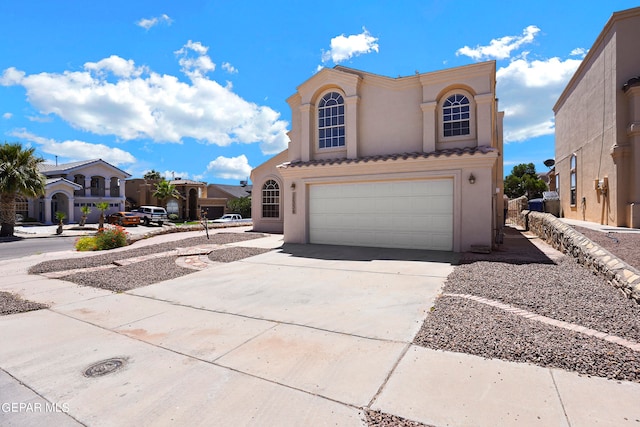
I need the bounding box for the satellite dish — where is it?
[543,159,555,168]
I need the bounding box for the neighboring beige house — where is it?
[252,62,504,252]
[17,159,130,224]
[125,179,250,220]
[553,6,640,227]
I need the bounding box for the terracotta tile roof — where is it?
[278,145,497,169]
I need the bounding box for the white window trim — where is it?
[316,90,346,151]
[438,89,476,143]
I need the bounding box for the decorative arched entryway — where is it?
[50,192,70,224]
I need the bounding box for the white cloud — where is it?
[1,41,289,155]
[321,28,379,64]
[136,14,172,30]
[457,25,540,60]
[222,62,238,74]
[206,155,252,180]
[570,47,588,57]
[497,56,582,142]
[2,112,11,119]
[9,129,136,166]
[163,170,192,180]
[84,55,146,78]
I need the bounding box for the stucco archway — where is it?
[50,192,70,224]
[188,188,198,220]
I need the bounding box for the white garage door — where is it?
[309,179,453,250]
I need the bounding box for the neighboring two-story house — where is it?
[252,62,504,252]
[553,6,640,227]
[18,159,130,224]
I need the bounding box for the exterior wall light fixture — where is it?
[468,174,476,184]
[290,182,296,190]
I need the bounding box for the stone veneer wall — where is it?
[523,211,640,303]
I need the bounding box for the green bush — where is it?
[75,236,98,251]
[168,213,179,221]
[75,225,128,251]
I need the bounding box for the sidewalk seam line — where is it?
[366,342,412,408]
[550,370,573,427]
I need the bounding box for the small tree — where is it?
[95,202,110,229]
[79,205,91,226]
[55,211,66,235]
[504,163,547,199]
[152,180,180,208]
[227,196,251,218]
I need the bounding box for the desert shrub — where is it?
[75,236,98,251]
[76,225,128,251]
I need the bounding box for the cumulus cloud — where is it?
[2,112,11,119]
[0,41,289,155]
[457,25,540,60]
[570,47,588,57]
[10,129,136,166]
[206,155,252,180]
[136,14,172,30]
[321,28,379,64]
[222,62,238,74]
[497,56,582,142]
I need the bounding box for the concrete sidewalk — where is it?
[1,230,640,426]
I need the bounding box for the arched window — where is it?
[262,180,280,218]
[570,154,577,206]
[318,92,345,149]
[443,94,470,137]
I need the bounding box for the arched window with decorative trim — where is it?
[443,93,471,137]
[262,179,280,218]
[318,92,345,149]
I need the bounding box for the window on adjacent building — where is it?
[262,180,280,218]
[443,94,470,137]
[318,92,345,149]
[110,177,120,197]
[91,176,105,197]
[73,174,85,197]
[570,154,577,206]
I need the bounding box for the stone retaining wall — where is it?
[523,211,640,303]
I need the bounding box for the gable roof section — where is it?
[278,145,497,169]
[39,158,131,178]
[45,177,83,190]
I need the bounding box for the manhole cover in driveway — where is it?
[83,358,127,377]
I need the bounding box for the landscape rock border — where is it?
[522,211,640,302]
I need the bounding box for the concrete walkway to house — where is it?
[1,228,640,426]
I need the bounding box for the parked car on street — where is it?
[129,206,168,226]
[107,212,141,226]
[212,213,244,223]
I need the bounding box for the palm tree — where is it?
[144,170,162,180]
[0,143,46,237]
[95,202,109,229]
[152,180,180,208]
[79,205,91,226]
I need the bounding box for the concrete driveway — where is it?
[0,234,456,426]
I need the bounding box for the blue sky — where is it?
[1,1,638,184]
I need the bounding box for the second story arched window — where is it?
[318,92,345,149]
[443,94,470,137]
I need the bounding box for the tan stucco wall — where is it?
[554,7,640,227]
[253,62,503,251]
[250,150,288,233]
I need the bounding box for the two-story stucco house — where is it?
[553,6,640,227]
[18,159,130,224]
[252,62,504,252]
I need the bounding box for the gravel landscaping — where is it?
[573,225,640,270]
[28,232,266,274]
[414,241,640,383]
[365,409,432,427]
[0,291,48,316]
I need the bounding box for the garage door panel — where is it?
[309,180,453,251]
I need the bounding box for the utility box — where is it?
[542,191,560,217]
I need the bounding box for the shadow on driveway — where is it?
[280,242,459,264]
